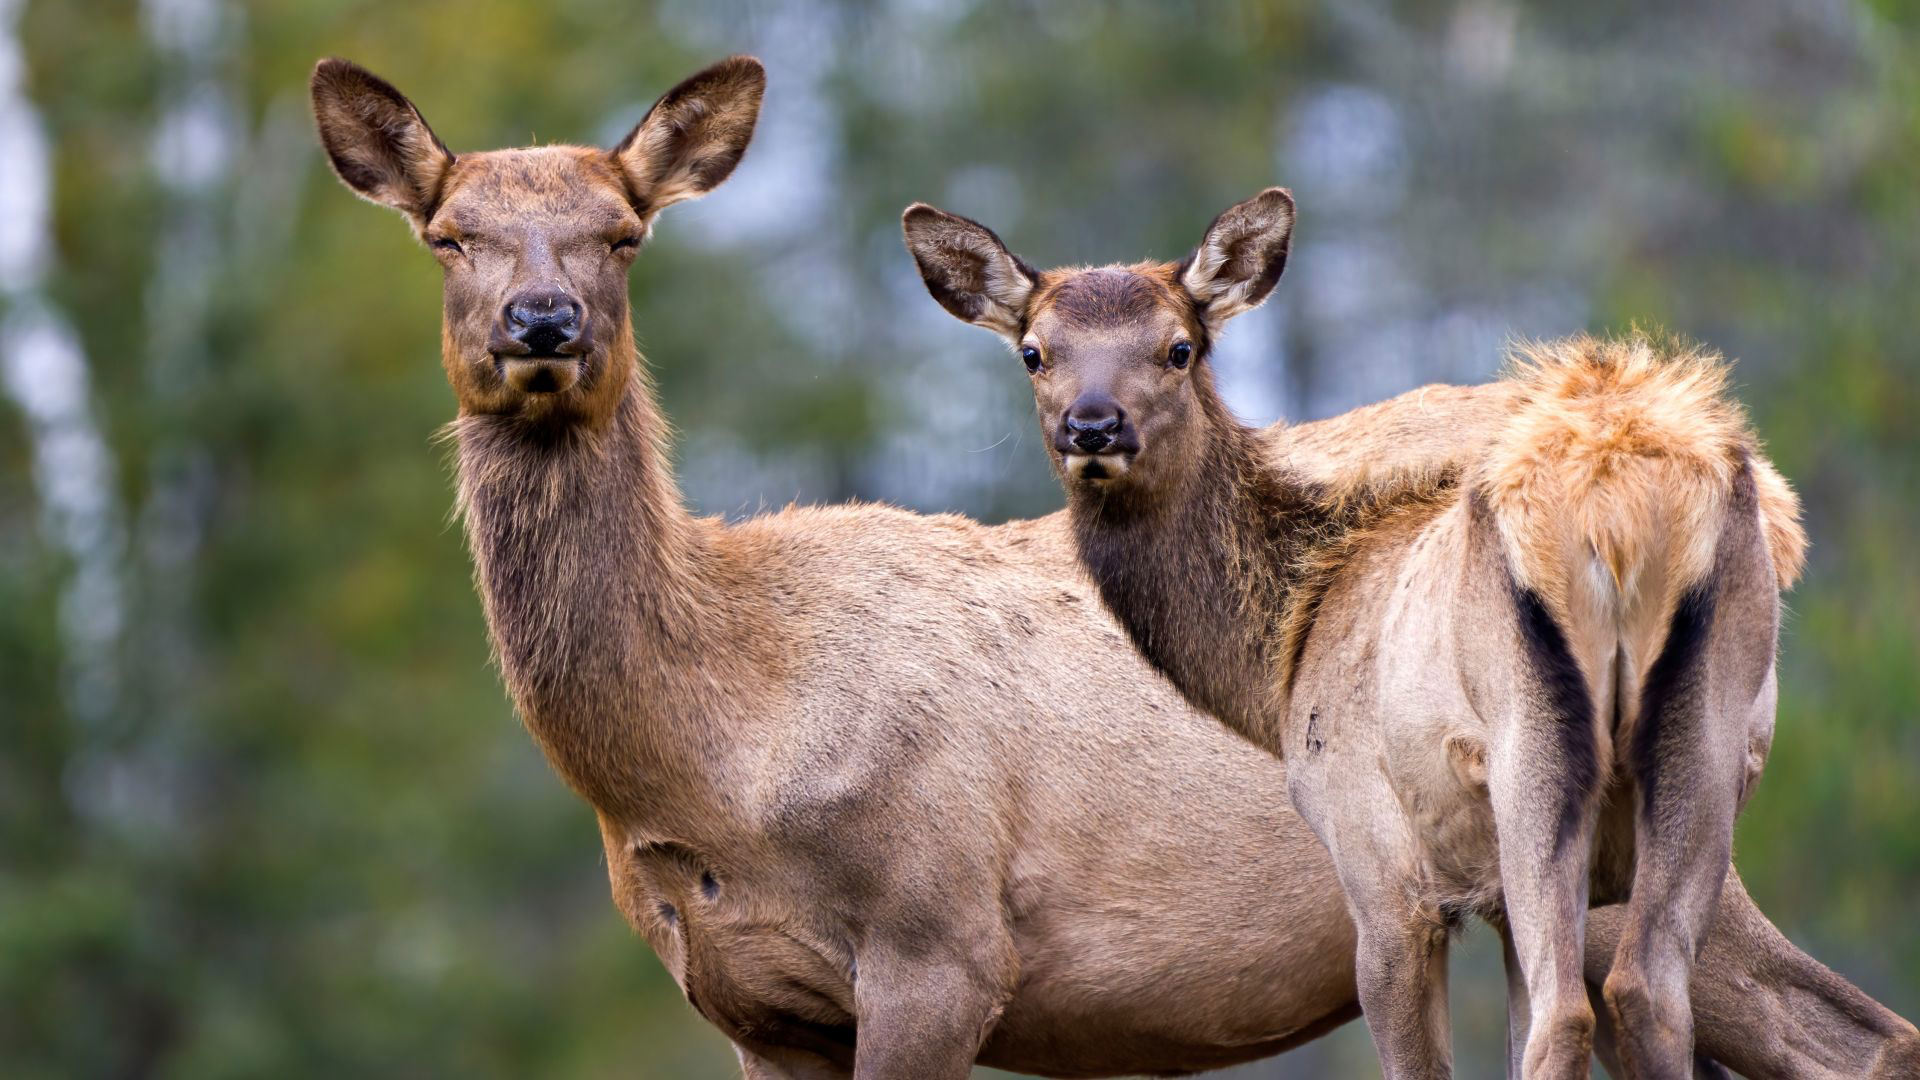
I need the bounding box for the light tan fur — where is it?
[1476,337,1806,713]
[1486,336,1747,605]
[906,192,1912,1080]
[1752,455,1808,588]
[1269,361,1807,595]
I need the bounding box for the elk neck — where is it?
[448,337,784,815]
[1066,386,1333,743]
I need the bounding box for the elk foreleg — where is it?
[736,1043,850,1079]
[848,936,1014,1080]
[1304,766,1455,1080]
[1353,903,1454,1080]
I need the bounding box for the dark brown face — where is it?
[903,188,1296,497]
[423,149,643,423]
[312,55,765,427]
[1021,267,1208,490]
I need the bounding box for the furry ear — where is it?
[310,58,454,229]
[901,203,1037,342]
[613,55,765,214]
[1181,187,1295,332]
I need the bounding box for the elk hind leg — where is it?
[1491,755,1601,1079]
[1604,582,1750,1079]
[1491,592,1606,1080]
[1497,919,1532,1080]
[1592,868,1920,1079]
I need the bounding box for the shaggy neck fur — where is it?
[1068,366,1459,749]
[450,340,778,816]
[1068,375,1334,745]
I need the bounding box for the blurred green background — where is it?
[2,0,1915,1076]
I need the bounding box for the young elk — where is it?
[905,193,1894,1080]
[309,58,1920,1079]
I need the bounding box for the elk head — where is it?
[903,188,1294,497]
[311,55,765,427]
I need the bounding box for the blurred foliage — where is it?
[0,1,1914,1077]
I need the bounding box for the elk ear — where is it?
[1181,187,1295,333]
[613,55,765,214]
[310,58,454,229]
[901,203,1037,342]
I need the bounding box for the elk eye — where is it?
[611,236,641,253]
[1020,346,1043,373]
[1168,341,1193,369]
[429,236,464,256]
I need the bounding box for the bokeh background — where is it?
[3,0,1916,1076]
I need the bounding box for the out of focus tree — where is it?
[1,1,1913,1076]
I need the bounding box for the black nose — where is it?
[505,289,582,355]
[1065,399,1125,453]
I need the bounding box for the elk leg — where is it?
[1600,753,1737,1078]
[1351,908,1453,1080]
[1604,609,1762,1077]
[1487,721,1601,1080]
[1587,869,1920,1079]
[1588,982,1735,1080]
[1305,768,1454,1080]
[1498,920,1532,1080]
[1588,982,1627,1078]
[847,945,1013,1080]
[736,1043,850,1079]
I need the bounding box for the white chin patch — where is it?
[1064,453,1131,482]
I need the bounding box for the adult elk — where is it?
[310,56,1920,1079]
[906,193,1918,1080]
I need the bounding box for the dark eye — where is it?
[1168,341,1193,369]
[611,236,641,254]
[1020,346,1043,373]
[428,236,464,256]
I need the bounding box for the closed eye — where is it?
[428,236,464,255]
[611,236,641,253]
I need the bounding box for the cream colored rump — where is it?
[1472,333,1805,669]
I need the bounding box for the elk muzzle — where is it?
[1055,394,1137,481]
[1066,412,1122,453]
[492,287,587,394]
